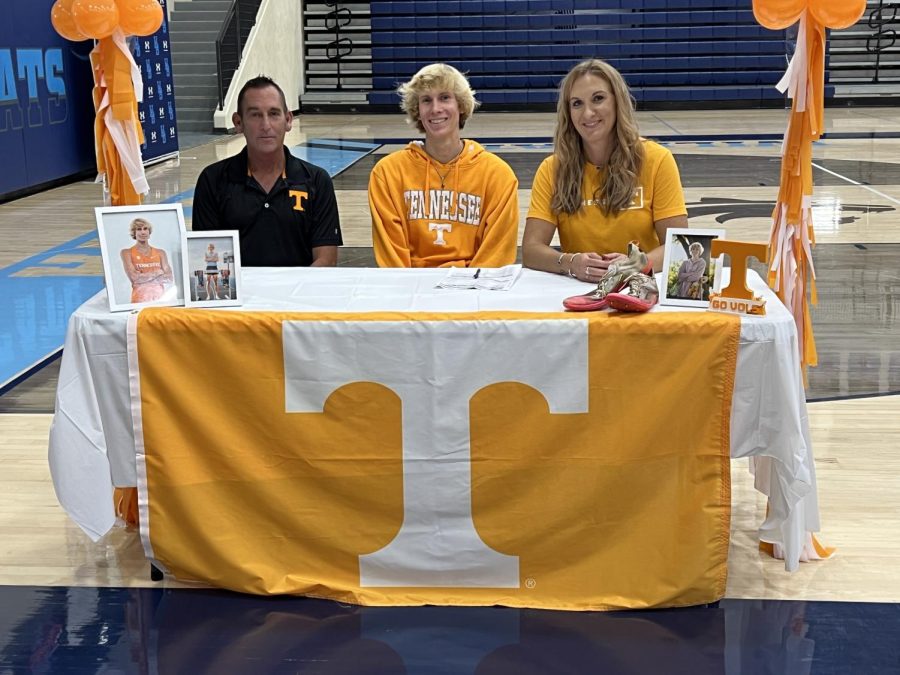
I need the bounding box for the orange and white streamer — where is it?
[90,28,148,205]
[753,0,867,373]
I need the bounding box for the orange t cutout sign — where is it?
[711,240,768,300]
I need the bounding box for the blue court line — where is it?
[0,140,378,393]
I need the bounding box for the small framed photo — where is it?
[95,204,186,312]
[182,231,242,308]
[660,228,726,308]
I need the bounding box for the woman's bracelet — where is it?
[556,251,567,271]
[567,252,581,278]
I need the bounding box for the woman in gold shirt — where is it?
[523,60,688,283]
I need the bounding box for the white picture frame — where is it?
[660,228,726,308]
[182,230,242,308]
[95,204,186,312]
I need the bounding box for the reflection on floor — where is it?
[2,585,898,674]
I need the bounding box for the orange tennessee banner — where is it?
[132,308,740,610]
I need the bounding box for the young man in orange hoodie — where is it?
[368,64,518,268]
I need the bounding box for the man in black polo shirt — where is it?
[192,76,342,266]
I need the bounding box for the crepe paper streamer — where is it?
[759,534,836,562]
[752,0,866,374]
[90,29,148,205]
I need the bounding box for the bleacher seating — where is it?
[368,1,800,108]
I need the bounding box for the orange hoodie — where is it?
[369,139,519,268]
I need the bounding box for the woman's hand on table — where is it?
[570,251,618,282]
[569,252,612,283]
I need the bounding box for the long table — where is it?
[48,268,821,599]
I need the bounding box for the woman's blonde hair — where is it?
[398,63,479,132]
[129,218,152,239]
[689,241,704,255]
[551,59,644,215]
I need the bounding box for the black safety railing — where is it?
[867,0,898,84]
[323,1,354,91]
[215,0,262,110]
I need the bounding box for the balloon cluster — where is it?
[51,0,164,41]
[753,0,866,30]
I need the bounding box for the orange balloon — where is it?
[752,0,806,29]
[51,0,89,41]
[116,0,164,36]
[809,0,866,29]
[72,0,120,39]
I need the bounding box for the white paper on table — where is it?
[435,264,523,291]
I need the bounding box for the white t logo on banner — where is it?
[283,320,589,588]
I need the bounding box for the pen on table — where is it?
[473,269,481,279]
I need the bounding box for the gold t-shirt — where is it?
[527,140,687,254]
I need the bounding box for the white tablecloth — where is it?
[48,268,819,570]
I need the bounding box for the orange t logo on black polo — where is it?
[290,190,309,212]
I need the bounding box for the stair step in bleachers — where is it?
[373,55,788,76]
[374,26,777,44]
[372,40,787,62]
[371,10,759,31]
[373,70,785,89]
[369,84,799,105]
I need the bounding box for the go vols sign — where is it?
[129,308,739,610]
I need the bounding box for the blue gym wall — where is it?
[0,1,96,198]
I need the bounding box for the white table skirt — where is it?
[48,267,820,571]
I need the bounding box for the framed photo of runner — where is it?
[95,204,186,312]
[660,228,726,308]
[182,230,242,308]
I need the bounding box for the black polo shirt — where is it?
[192,146,342,266]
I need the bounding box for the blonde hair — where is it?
[689,241,704,255]
[551,59,644,215]
[129,218,152,239]
[398,63,479,132]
